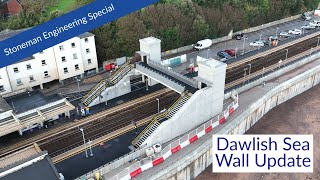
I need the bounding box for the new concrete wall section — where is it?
[89,69,134,107]
[144,86,223,146]
[149,60,320,180]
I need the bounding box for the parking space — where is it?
[171,15,320,74]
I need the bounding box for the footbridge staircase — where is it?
[81,62,133,106]
[132,91,191,149]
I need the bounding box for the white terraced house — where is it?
[0,29,99,95]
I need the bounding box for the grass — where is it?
[47,0,77,14]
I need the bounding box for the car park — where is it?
[249,40,264,47]
[224,49,236,56]
[288,29,302,35]
[279,31,291,38]
[217,51,232,59]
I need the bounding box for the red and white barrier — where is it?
[110,98,239,180]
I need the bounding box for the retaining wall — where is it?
[150,59,320,180]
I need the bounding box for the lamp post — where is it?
[206,49,210,59]
[235,47,238,58]
[243,68,247,85]
[80,128,88,158]
[156,98,160,113]
[317,37,320,47]
[285,49,289,61]
[247,64,252,83]
[276,27,279,37]
[242,38,246,55]
[88,139,93,157]
[75,77,81,93]
[262,67,265,79]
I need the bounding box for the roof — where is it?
[0,144,41,168]
[77,32,94,39]
[0,96,11,113]
[139,37,161,45]
[0,144,60,180]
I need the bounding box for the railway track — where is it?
[0,88,174,158]
[226,33,320,86]
[3,32,320,162]
[38,90,178,157]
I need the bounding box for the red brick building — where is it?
[0,0,22,17]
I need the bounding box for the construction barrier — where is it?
[107,97,239,180]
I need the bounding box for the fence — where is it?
[106,96,239,180]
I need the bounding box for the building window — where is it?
[13,67,19,73]
[87,59,92,64]
[62,56,66,62]
[29,75,35,82]
[0,85,4,92]
[75,64,79,71]
[16,79,22,85]
[42,60,46,65]
[26,64,32,70]
[59,45,64,51]
[86,48,90,53]
[71,43,76,48]
[64,68,68,74]
[44,71,49,77]
[73,53,78,59]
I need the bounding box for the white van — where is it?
[309,20,320,27]
[194,39,212,51]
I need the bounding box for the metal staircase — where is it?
[81,62,133,106]
[132,91,191,149]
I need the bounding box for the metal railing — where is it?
[131,91,190,148]
[148,60,198,88]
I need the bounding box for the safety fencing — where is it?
[107,97,239,180]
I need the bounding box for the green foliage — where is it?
[1,0,320,63]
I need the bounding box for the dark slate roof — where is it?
[77,32,94,39]
[0,96,11,113]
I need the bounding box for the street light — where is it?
[317,37,320,47]
[248,64,252,76]
[235,47,238,58]
[88,139,94,157]
[156,98,160,113]
[242,38,246,55]
[206,49,210,59]
[80,128,88,158]
[285,49,289,61]
[75,77,81,93]
[243,68,247,85]
[259,34,262,41]
[276,27,279,37]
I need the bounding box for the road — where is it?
[172,15,320,74]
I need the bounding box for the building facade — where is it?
[0,31,98,95]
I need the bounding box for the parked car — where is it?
[194,39,212,51]
[224,49,236,56]
[249,40,265,47]
[301,24,316,30]
[279,31,291,38]
[217,51,232,59]
[233,33,246,40]
[302,12,311,20]
[288,29,302,35]
[309,20,320,27]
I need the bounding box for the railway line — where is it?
[226,32,320,87]
[2,31,320,163]
[38,90,178,157]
